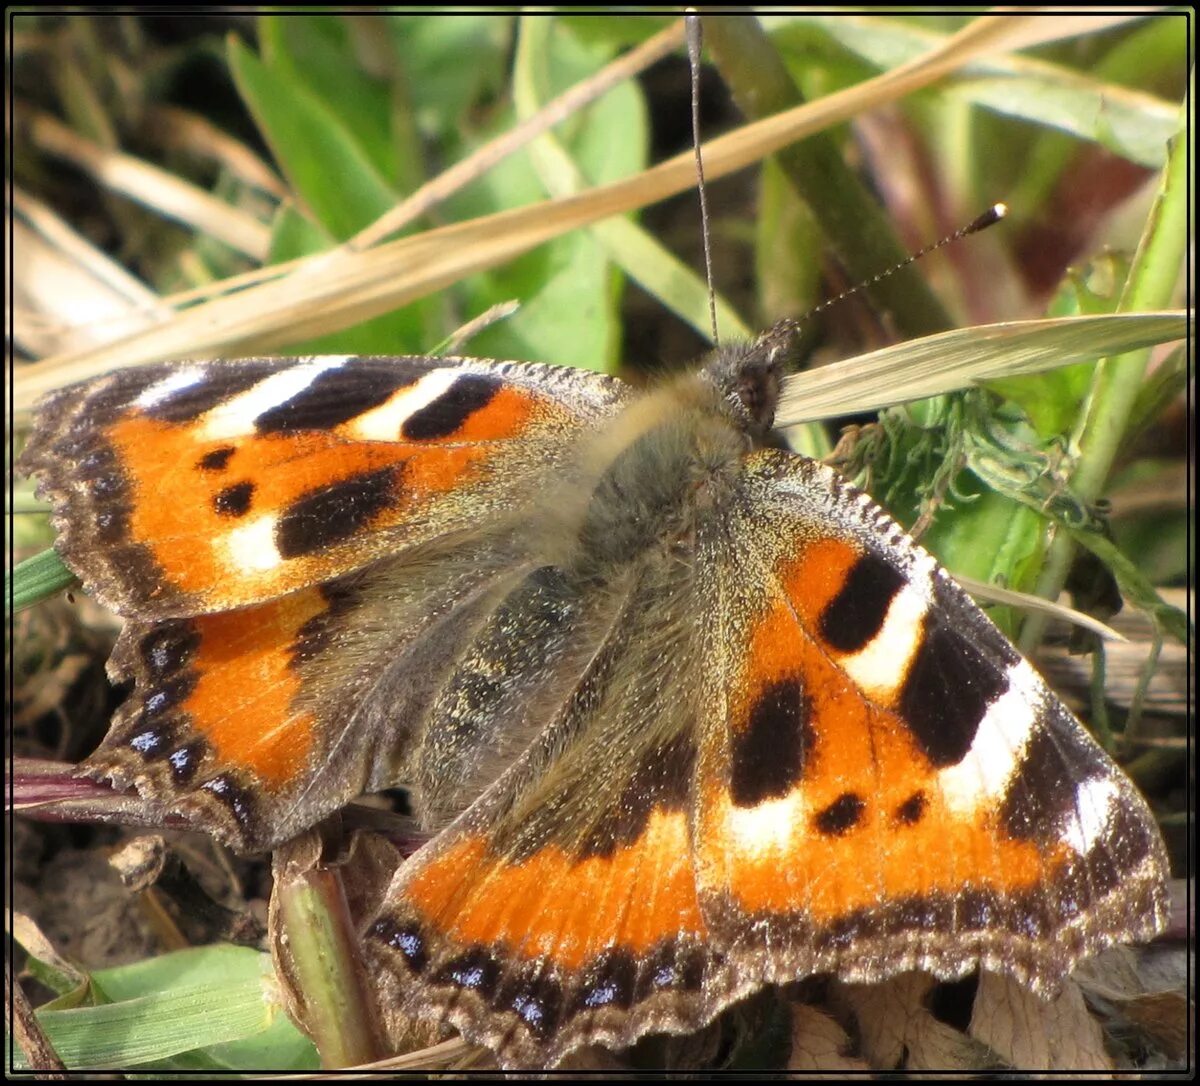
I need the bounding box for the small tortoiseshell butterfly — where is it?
[19,322,1169,1067]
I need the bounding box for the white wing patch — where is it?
[135,367,207,409]
[837,581,929,698]
[199,357,349,441]
[723,792,806,857]
[1064,775,1121,855]
[222,514,282,573]
[935,658,1041,817]
[343,368,460,441]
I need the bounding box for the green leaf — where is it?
[230,39,440,354]
[386,15,513,130]
[259,15,402,187]
[227,34,398,242]
[15,946,315,1071]
[9,549,76,614]
[1005,16,1188,214]
[267,202,335,264]
[767,14,1180,167]
[985,253,1130,438]
[448,17,659,371]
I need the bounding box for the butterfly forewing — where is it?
[20,356,628,618]
[693,450,1168,992]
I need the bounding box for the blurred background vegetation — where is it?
[10,11,1190,1073]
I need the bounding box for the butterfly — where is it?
[18,328,1169,1069]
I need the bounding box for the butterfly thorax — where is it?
[557,344,780,584]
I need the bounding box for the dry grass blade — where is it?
[12,187,171,358]
[282,1038,473,1077]
[348,19,685,251]
[951,10,1168,53]
[24,108,272,261]
[14,12,1057,408]
[776,312,1187,425]
[955,575,1127,642]
[143,104,288,199]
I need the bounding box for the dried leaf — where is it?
[108,836,167,892]
[970,970,1112,1073]
[1073,945,1190,1063]
[838,972,999,1071]
[904,1012,995,1072]
[839,971,933,1068]
[788,1004,869,1073]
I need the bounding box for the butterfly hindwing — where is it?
[694,449,1169,992]
[20,355,628,617]
[366,552,728,1070]
[22,355,629,850]
[86,532,534,850]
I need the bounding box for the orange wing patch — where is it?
[100,381,545,609]
[165,589,324,788]
[367,805,717,1069]
[702,571,1063,920]
[81,587,331,847]
[404,811,704,971]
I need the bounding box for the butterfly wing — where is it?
[89,535,537,850]
[693,449,1169,993]
[364,442,1168,1070]
[21,355,629,850]
[20,355,628,616]
[365,554,726,1070]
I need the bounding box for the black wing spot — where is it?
[496,971,563,1042]
[820,552,906,654]
[139,622,201,675]
[370,917,428,974]
[141,674,196,719]
[200,774,255,829]
[814,792,865,836]
[213,481,255,518]
[731,676,813,807]
[634,941,707,999]
[895,791,927,825]
[127,723,176,760]
[275,466,401,558]
[197,446,235,472]
[401,374,501,440]
[572,950,637,1012]
[168,740,206,783]
[899,623,1007,767]
[432,947,501,1000]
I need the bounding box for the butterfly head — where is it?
[700,327,792,440]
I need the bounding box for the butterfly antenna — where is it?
[686,12,720,348]
[763,203,1008,349]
